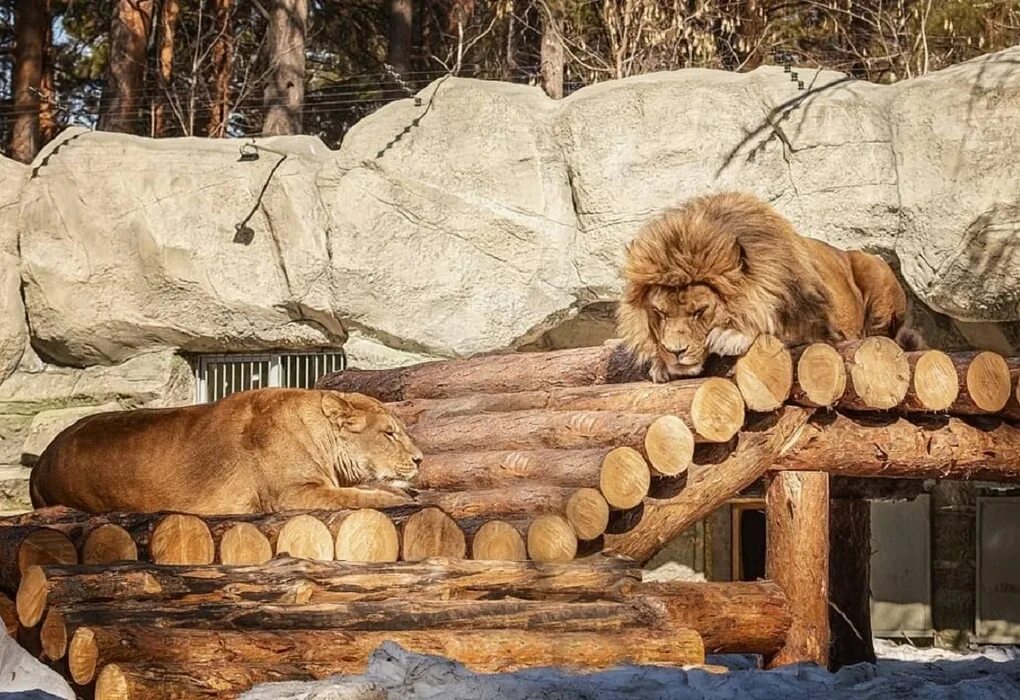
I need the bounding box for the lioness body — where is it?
[30,388,421,514]
[618,192,915,381]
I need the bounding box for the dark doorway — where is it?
[738,508,767,581]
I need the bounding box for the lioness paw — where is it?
[353,484,415,508]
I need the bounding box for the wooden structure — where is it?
[3,336,1020,696]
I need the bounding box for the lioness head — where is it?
[320,392,422,488]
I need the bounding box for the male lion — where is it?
[30,388,422,514]
[617,191,920,382]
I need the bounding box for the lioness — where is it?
[30,388,422,514]
[618,191,921,382]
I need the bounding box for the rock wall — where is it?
[1,47,1019,509]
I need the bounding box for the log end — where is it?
[849,337,909,409]
[796,343,847,407]
[40,607,67,661]
[471,521,527,560]
[18,528,77,574]
[82,524,139,565]
[566,488,610,541]
[219,522,273,565]
[912,349,959,411]
[966,351,1011,413]
[150,513,215,565]
[95,663,130,700]
[14,565,47,628]
[335,509,400,562]
[527,515,578,562]
[644,416,694,477]
[402,507,467,561]
[69,627,99,685]
[690,378,745,442]
[276,514,334,562]
[735,334,793,412]
[599,447,651,510]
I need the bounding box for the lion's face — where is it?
[646,284,729,376]
[321,392,422,488]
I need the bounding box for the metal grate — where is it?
[194,351,347,403]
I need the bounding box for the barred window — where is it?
[193,351,346,403]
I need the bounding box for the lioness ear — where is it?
[321,393,368,433]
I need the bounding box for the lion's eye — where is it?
[654,309,666,319]
[693,307,707,320]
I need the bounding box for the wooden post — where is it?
[765,471,829,668]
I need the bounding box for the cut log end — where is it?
[911,349,959,411]
[471,521,527,560]
[402,507,467,561]
[796,343,847,407]
[599,446,651,510]
[82,524,139,565]
[527,515,578,563]
[849,337,910,409]
[41,607,67,660]
[219,523,273,566]
[644,415,695,476]
[18,528,77,574]
[735,335,794,411]
[966,351,1011,413]
[335,509,400,562]
[69,627,99,685]
[566,488,610,541]
[690,378,745,442]
[275,515,334,562]
[95,663,130,700]
[149,514,215,565]
[15,565,48,628]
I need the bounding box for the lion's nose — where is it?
[674,346,688,359]
[412,454,423,468]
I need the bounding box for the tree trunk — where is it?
[539,1,564,98]
[101,0,155,134]
[261,0,308,135]
[153,0,180,137]
[19,556,640,629]
[205,0,234,137]
[765,471,829,668]
[10,0,47,162]
[38,1,57,144]
[387,0,413,78]
[316,342,646,401]
[92,627,705,696]
[603,407,812,563]
[829,496,876,670]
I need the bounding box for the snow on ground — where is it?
[242,640,1020,700]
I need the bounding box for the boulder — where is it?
[0,156,28,383]
[0,625,74,699]
[19,129,344,366]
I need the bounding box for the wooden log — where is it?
[689,378,745,442]
[417,448,609,490]
[527,515,578,563]
[603,407,813,563]
[41,596,672,663]
[316,341,646,401]
[91,627,705,696]
[334,509,400,562]
[217,523,273,565]
[734,334,793,411]
[791,343,847,408]
[842,337,910,409]
[18,556,639,630]
[408,409,696,453]
[401,507,466,560]
[470,521,527,560]
[0,526,77,595]
[565,488,610,540]
[775,412,1020,480]
[635,580,790,655]
[829,498,876,670]
[766,471,829,668]
[275,514,334,561]
[419,485,573,519]
[599,447,651,509]
[81,524,138,565]
[643,415,695,476]
[907,349,959,411]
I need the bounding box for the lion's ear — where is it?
[321,393,368,433]
[736,241,750,273]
